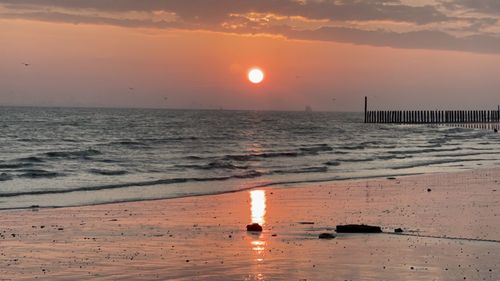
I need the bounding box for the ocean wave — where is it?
[0,163,33,169]
[437,152,490,158]
[444,127,470,133]
[18,138,52,143]
[391,158,489,170]
[224,151,300,161]
[89,169,128,176]
[0,172,251,198]
[18,169,61,178]
[45,149,102,158]
[417,143,442,148]
[99,159,122,163]
[0,173,13,181]
[0,172,429,210]
[387,147,461,155]
[185,156,204,160]
[223,145,334,161]
[139,136,198,144]
[467,147,496,151]
[177,161,248,170]
[0,164,328,198]
[299,144,333,153]
[17,156,45,163]
[337,144,366,150]
[273,166,328,174]
[111,140,149,147]
[377,154,413,160]
[336,157,376,163]
[233,170,263,178]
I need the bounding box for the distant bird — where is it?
[21,63,30,67]
[128,87,134,91]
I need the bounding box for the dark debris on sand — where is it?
[318,233,335,239]
[336,224,382,233]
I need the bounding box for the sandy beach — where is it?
[1,168,499,280]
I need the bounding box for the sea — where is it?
[1,107,499,210]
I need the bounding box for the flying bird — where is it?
[21,63,30,67]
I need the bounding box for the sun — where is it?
[248,68,264,84]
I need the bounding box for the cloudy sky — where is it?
[1,0,500,111]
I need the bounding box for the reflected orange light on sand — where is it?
[251,240,266,254]
[249,190,267,264]
[250,190,266,225]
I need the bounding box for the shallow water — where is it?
[1,107,499,209]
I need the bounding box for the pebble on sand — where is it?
[335,224,382,233]
[246,223,263,232]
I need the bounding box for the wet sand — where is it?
[1,168,499,280]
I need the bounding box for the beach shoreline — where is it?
[1,167,499,280]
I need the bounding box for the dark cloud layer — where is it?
[0,0,450,24]
[444,0,500,14]
[1,0,500,54]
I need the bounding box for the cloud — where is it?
[1,0,500,54]
[0,0,451,24]
[443,0,500,14]
[285,26,500,54]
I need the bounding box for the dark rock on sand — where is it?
[246,223,263,232]
[318,233,335,239]
[394,228,403,233]
[336,224,382,233]
[427,188,432,192]
[298,221,315,225]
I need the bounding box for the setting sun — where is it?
[248,68,264,84]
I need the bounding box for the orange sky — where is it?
[1,18,500,111]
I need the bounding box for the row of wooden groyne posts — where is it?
[363,97,500,125]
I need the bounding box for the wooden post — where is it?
[364,96,367,123]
